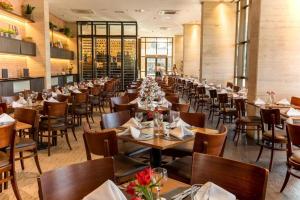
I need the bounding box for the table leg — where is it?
[150,148,162,167]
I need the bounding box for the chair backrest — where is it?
[110,96,130,112]
[165,95,179,104]
[0,102,7,113]
[286,122,300,158]
[72,92,88,104]
[83,123,118,158]
[43,101,68,118]
[1,96,19,105]
[291,96,300,107]
[114,103,137,117]
[191,153,269,200]
[127,88,138,93]
[125,92,138,102]
[226,82,234,88]
[197,86,206,95]
[101,110,131,129]
[233,85,240,93]
[0,122,16,165]
[193,124,227,156]
[37,158,115,200]
[218,93,229,104]
[14,107,37,127]
[260,108,281,126]
[171,103,190,112]
[90,85,101,96]
[179,112,205,127]
[209,89,217,99]
[235,98,246,117]
[56,94,70,103]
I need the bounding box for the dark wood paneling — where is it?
[30,78,44,92]
[0,37,36,56]
[50,47,74,60]
[0,81,14,96]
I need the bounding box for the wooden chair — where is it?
[208,89,219,121]
[39,101,72,156]
[280,122,300,192]
[110,96,130,113]
[125,92,139,102]
[165,94,180,104]
[291,96,300,107]
[89,85,105,114]
[37,158,115,200]
[72,92,93,127]
[192,153,269,200]
[216,93,237,128]
[163,125,228,184]
[83,124,148,183]
[226,82,234,89]
[0,103,7,114]
[171,103,190,112]
[195,86,208,112]
[233,85,240,93]
[256,108,287,171]
[234,98,261,145]
[101,111,150,157]
[0,122,22,200]
[11,108,42,174]
[114,103,138,118]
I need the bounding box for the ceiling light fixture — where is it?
[134,9,145,13]
[159,10,179,15]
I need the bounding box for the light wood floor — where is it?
[0,106,300,200]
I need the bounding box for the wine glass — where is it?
[172,111,180,127]
[135,112,143,128]
[152,168,168,200]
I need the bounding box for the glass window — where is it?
[94,24,106,35]
[141,42,146,56]
[157,38,167,43]
[110,24,121,35]
[124,24,136,35]
[168,43,173,57]
[146,42,156,55]
[146,38,156,42]
[81,23,92,35]
[157,43,167,55]
[141,57,145,71]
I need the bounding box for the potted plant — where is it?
[23,4,35,20]
[63,27,72,37]
[0,1,13,12]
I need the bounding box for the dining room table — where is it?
[117,122,219,167]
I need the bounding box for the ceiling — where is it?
[48,0,202,37]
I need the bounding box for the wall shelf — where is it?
[0,36,36,56]
[0,8,34,23]
[50,47,74,60]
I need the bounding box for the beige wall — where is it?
[256,0,300,100]
[174,35,183,75]
[183,24,201,78]
[201,2,236,85]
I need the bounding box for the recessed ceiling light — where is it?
[134,9,145,13]
[114,10,125,14]
[160,27,169,30]
[159,10,179,15]
[71,9,95,14]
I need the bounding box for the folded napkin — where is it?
[17,97,27,105]
[220,89,227,94]
[87,82,94,87]
[12,101,24,108]
[170,125,194,140]
[287,108,300,117]
[123,118,142,129]
[193,182,236,200]
[254,98,266,105]
[51,92,58,98]
[72,89,82,94]
[55,89,62,94]
[226,87,233,91]
[277,98,290,106]
[0,113,15,124]
[216,84,222,88]
[204,84,209,88]
[232,93,239,98]
[130,126,141,139]
[210,87,217,90]
[83,180,126,200]
[176,119,190,128]
[46,97,59,103]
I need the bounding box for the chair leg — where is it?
[19,152,25,170]
[4,172,8,189]
[71,126,77,141]
[10,170,22,200]
[65,131,72,150]
[86,114,91,128]
[47,131,51,157]
[90,113,95,123]
[280,169,291,192]
[33,148,42,174]
[269,146,274,171]
[216,116,221,128]
[256,145,264,162]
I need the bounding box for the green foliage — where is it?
[24,4,35,14]
[0,1,13,12]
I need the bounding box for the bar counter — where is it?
[0,74,78,96]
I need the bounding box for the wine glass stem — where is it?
[157,187,160,200]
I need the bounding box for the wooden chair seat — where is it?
[163,141,193,158]
[118,141,151,157]
[263,130,287,143]
[290,151,300,164]
[0,151,9,167]
[7,137,36,150]
[163,156,191,184]
[39,120,67,130]
[235,116,261,124]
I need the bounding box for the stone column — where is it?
[183,24,201,78]
[25,0,51,89]
[174,35,183,75]
[200,2,236,85]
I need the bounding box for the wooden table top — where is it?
[160,178,189,195]
[118,127,219,150]
[247,102,298,118]
[16,121,32,131]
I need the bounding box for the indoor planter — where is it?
[23,4,35,20]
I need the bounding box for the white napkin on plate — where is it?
[55,89,62,94]
[87,82,94,87]
[254,98,265,105]
[216,84,222,88]
[130,126,141,139]
[123,118,142,129]
[72,89,81,94]
[176,119,190,128]
[220,89,227,94]
[170,125,194,140]
[0,113,15,124]
[232,93,239,98]
[287,108,300,117]
[51,92,58,98]
[83,180,126,200]
[193,182,236,200]
[47,97,59,103]
[277,98,290,106]
[17,97,27,105]
[226,87,233,91]
[12,101,24,108]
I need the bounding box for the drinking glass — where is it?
[135,112,143,127]
[190,184,202,200]
[152,168,168,200]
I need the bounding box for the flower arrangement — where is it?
[266,91,275,104]
[126,168,160,200]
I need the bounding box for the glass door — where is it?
[157,57,167,75]
[146,57,156,76]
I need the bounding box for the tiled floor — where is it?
[1,105,300,200]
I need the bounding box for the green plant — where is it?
[63,27,71,37]
[24,4,35,14]
[49,22,57,30]
[0,1,13,12]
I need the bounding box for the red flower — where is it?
[126,181,137,196]
[130,197,142,200]
[136,168,152,186]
